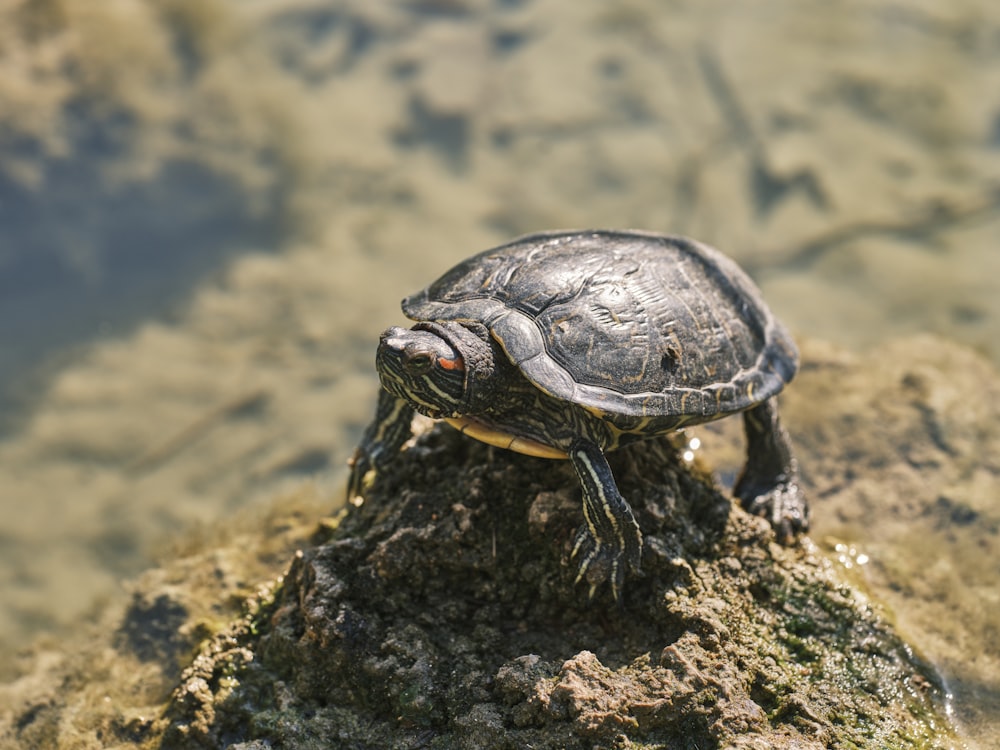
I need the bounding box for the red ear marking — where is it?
[439,356,465,371]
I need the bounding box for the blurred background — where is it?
[0,0,997,741]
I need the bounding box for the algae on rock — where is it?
[1,338,974,750]
[162,422,954,749]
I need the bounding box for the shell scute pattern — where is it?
[403,230,796,421]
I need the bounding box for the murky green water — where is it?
[1,0,997,745]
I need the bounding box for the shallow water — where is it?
[0,0,997,744]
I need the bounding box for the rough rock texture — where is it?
[6,335,990,749]
[781,336,1000,744]
[4,0,1000,688]
[160,426,952,749]
[0,498,326,750]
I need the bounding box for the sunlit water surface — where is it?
[0,0,997,744]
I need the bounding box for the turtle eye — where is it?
[404,351,435,373]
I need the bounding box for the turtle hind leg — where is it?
[347,389,415,502]
[568,438,643,603]
[734,397,809,542]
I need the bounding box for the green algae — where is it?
[158,425,956,749]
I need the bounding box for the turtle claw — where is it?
[346,447,375,503]
[735,399,810,544]
[571,526,635,603]
[566,438,643,603]
[740,479,809,543]
[345,391,415,504]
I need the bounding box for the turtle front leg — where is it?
[734,397,809,542]
[568,438,643,602]
[347,388,415,502]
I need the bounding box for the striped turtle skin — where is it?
[348,230,809,601]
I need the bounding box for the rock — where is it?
[158,426,952,748]
[784,336,1000,743]
[2,338,978,748]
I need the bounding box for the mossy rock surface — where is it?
[162,424,953,750]
[3,337,978,749]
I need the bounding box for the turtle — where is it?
[347,229,808,601]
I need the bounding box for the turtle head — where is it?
[376,322,496,419]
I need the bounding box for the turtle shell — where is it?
[402,230,798,420]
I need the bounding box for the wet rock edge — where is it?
[158,424,954,750]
